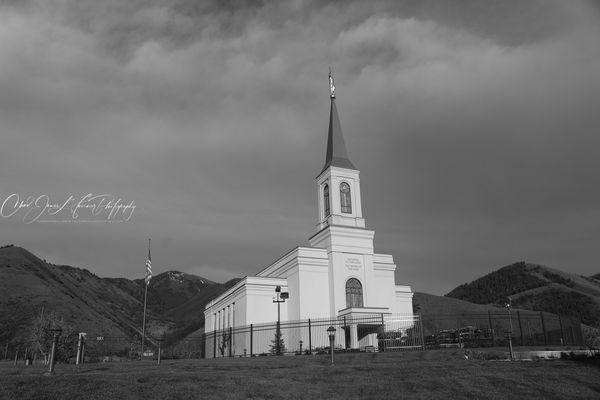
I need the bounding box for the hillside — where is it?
[446,262,600,327]
[414,292,506,316]
[413,292,533,335]
[0,245,238,347]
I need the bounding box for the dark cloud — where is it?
[1,0,599,294]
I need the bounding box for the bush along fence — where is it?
[2,311,584,364]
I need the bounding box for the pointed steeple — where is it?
[322,69,355,173]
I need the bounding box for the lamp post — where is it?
[327,326,336,365]
[505,298,514,360]
[273,286,288,356]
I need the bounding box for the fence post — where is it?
[308,319,312,354]
[488,311,495,346]
[76,334,83,365]
[158,340,162,365]
[229,327,233,357]
[213,330,216,359]
[343,317,347,349]
[14,347,18,366]
[540,312,548,345]
[48,332,59,374]
[517,311,524,346]
[250,324,253,357]
[419,315,426,351]
[558,315,565,346]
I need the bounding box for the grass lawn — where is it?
[1,349,599,399]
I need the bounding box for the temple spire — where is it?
[322,69,355,172]
[329,67,336,98]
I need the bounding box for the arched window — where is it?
[340,182,352,214]
[323,184,330,217]
[346,278,363,308]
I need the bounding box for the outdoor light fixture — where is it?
[273,286,288,355]
[327,326,336,365]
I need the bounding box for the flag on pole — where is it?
[145,240,152,285]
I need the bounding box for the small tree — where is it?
[218,331,230,357]
[30,312,77,364]
[268,331,286,355]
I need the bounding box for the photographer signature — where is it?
[0,193,136,224]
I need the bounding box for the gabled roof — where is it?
[321,97,356,173]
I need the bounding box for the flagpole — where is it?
[141,238,150,360]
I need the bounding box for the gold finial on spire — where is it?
[329,67,336,99]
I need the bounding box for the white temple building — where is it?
[204,74,413,351]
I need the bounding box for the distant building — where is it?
[204,75,413,351]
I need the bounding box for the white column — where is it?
[350,324,359,349]
[367,333,377,347]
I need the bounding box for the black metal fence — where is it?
[420,311,583,349]
[201,310,583,358]
[205,314,420,358]
[3,311,584,363]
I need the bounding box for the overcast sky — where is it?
[1,0,599,295]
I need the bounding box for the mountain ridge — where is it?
[0,245,238,347]
[445,261,600,327]
[3,246,598,349]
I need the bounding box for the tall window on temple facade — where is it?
[346,278,363,308]
[340,182,352,213]
[323,183,330,217]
